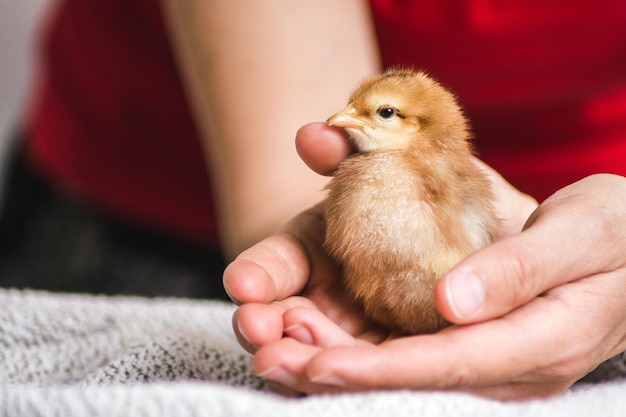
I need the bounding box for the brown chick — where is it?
[324,69,499,335]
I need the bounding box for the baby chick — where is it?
[324,69,499,335]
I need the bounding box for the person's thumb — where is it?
[435,194,620,324]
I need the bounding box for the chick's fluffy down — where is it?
[324,69,499,335]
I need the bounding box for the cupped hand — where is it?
[223,122,626,399]
[223,123,384,352]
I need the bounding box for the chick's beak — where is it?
[327,105,367,131]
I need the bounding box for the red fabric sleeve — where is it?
[27,0,219,247]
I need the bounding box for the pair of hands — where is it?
[223,122,626,400]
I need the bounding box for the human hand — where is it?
[222,129,385,360]
[224,123,626,399]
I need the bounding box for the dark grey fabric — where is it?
[0,142,228,300]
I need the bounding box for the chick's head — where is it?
[327,69,469,153]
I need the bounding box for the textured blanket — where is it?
[1,289,625,417]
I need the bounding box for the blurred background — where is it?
[0,0,47,201]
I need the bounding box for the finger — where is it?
[223,204,325,304]
[253,337,330,394]
[303,294,590,394]
[295,122,353,176]
[232,308,261,354]
[252,308,381,394]
[435,194,625,324]
[282,306,385,347]
[222,233,308,304]
[233,297,319,353]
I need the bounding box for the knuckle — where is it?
[498,242,540,305]
[588,208,622,251]
[569,202,625,270]
[540,353,596,384]
[441,361,479,388]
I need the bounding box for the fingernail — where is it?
[257,366,298,386]
[221,265,242,305]
[232,312,257,352]
[284,324,314,345]
[445,270,485,319]
[223,283,241,305]
[310,373,346,387]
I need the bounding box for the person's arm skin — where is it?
[161,0,380,257]
[224,122,626,400]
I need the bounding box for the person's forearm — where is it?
[162,0,381,257]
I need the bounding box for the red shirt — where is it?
[370,0,626,201]
[26,0,626,247]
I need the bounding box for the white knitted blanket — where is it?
[1,289,625,417]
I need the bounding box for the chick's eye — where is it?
[377,107,397,119]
